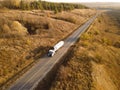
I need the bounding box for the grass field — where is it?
[50,9,120,90]
[0,8,96,88]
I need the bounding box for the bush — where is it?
[47,22,53,29]
[81,41,90,47]
[80,33,91,40]
[67,17,77,24]
[2,0,21,9]
[114,41,120,48]
[0,22,11,38]
[0,3,3,8]
[98,19,101,23]
[94,54,103,64]
[1,24,11,33]
[10,21,28,35]
[93,29,100,35]
[53,17,77,24]
[105,29,109,32]
[101,37,112,45]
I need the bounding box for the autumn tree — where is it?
[3,0,21,8]
[54,7,58,14]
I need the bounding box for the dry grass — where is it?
[0,9,96,88]
[52,9,96,25]
[50,10,120,90]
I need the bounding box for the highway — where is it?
[9,14,98,90]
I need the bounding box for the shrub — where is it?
[53,17,77,24]
[93,29,100,35]
[114,41,120,48]
[80,33,91,40]
[94,54,102,64]
[2,0,21,9]
[81,41,90,47]
[0,3,3,8]
[0,24,12,38]
[105,29,109,32]
[1,24,11,33]
[67,17,77,24]
[10,21,28,35]
[47,22,53,29]
[101,37,112,45]
[98,19,101,23]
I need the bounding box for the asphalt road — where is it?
[9,14,98,90]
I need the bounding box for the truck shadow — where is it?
[26,46,51,60]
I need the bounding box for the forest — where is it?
[0,0,88,13]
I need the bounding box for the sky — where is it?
[43,0,120,3]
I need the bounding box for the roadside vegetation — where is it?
[0,0,96,89]
[50,10,120,90]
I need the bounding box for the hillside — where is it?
[0,2,96,89]
[50,10,120,90]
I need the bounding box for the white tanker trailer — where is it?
[48,41,64,57]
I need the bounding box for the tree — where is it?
[69,5,74,11]
[59,4,63,12]
[39,3,44,10]
[26,3,30,10]
[54,7,58,14]
[2,0,21,9]
[20,1,26,10]
[12,0,21,8]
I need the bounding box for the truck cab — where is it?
[47,50,55,57]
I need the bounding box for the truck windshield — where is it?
[48,51,53,57]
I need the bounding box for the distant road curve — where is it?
[9,13,98,90]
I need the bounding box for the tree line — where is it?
[1,0,88,13]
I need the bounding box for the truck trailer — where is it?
[48,41,64,57]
